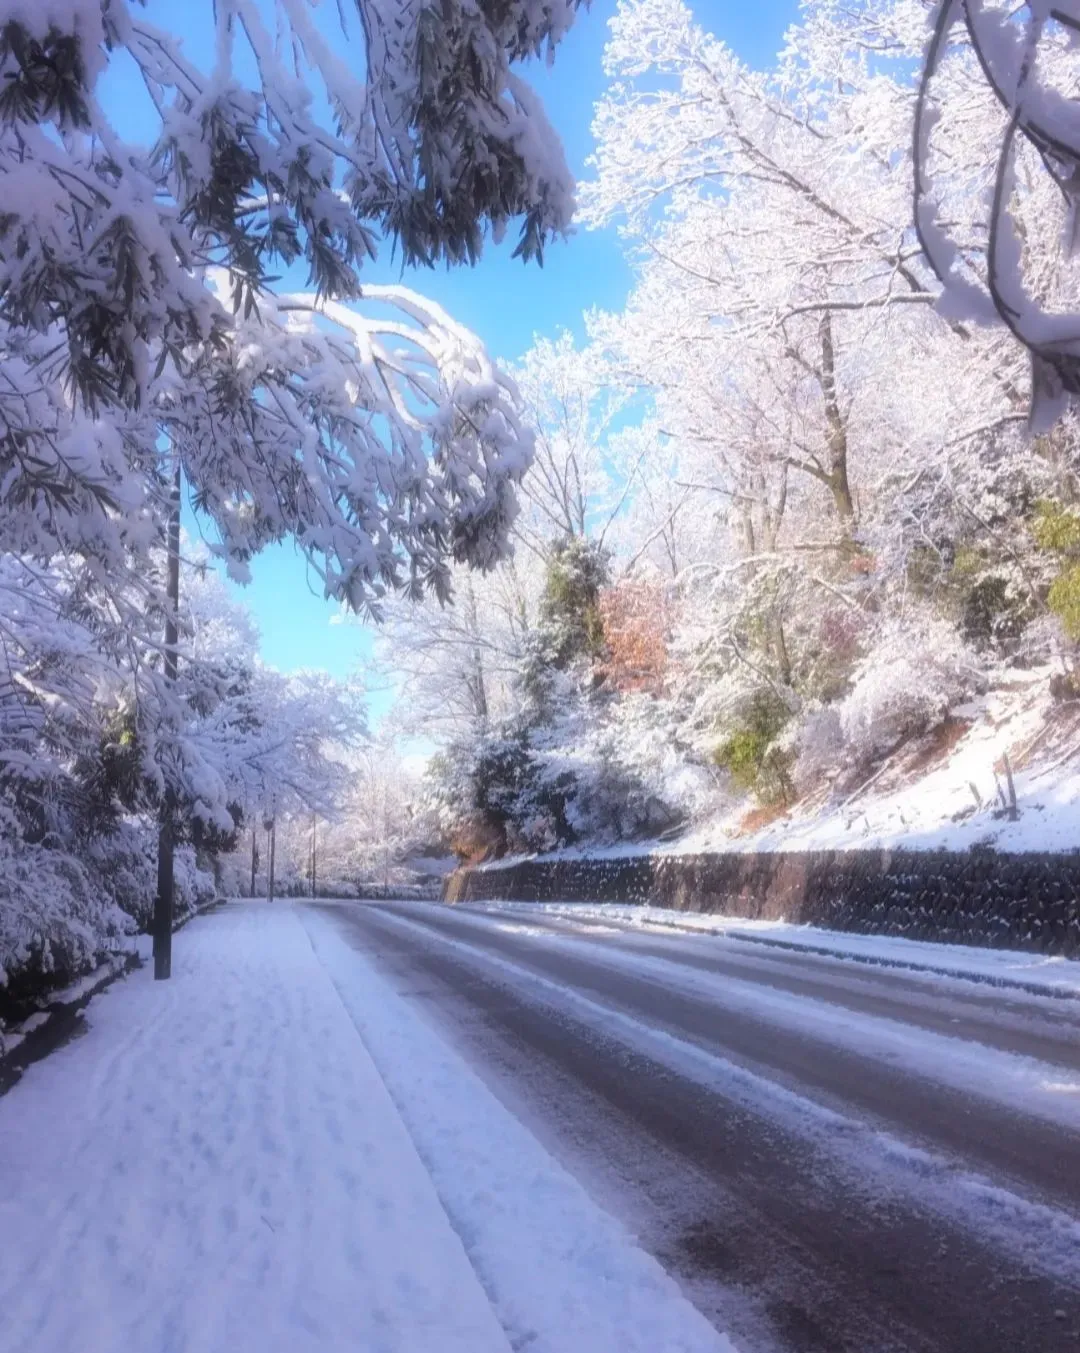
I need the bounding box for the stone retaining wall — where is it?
[442,847,1080,955]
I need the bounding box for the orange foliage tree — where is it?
[598,581,671,695]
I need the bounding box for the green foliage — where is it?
[538,537,610,669]
[1031,500,1080,641]
[0,22,91,129]
[70,707,244,853]
[958,575,1022,647]
[71,711,147,836]
[1048,566,1080,640]
[185,802,244,855]
[949,544,983,580]
[948,546,1032,648]
[427,727,570,858]
[1033,500,1080,555]
[471,731,539,833]
[905,542,950,601]
[906,540,1033,653]
[714,691,794,804]
[518,630,560,720]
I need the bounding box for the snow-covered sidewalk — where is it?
[0,902,735,1353]
[0,903,508,1353]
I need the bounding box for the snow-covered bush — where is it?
[787,704,845,798]
[0,789,141,1012]
[837,616,983,763]
[173,848,217,926]
[426,683,697,858]
[425,730,538,859]
[532,696,691,846]
[0,837,132,1008]
[713,690,795,806]
[215,849,257,900]
[84,822,157,930]
[0,804,218,1015]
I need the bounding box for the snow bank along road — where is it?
[316,899,1080,1353]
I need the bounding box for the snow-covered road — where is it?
[315,899,1080,1353]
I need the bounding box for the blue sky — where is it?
[108,0,800,697]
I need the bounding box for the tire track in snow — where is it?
[382,902,1080,1201]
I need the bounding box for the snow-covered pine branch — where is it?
[0,0,579,607]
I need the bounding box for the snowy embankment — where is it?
[683,670,1080,856]
[0,902,735,1353]
[470,667,1080,864]
[466,901,1080,998]
[454,674,1080,959]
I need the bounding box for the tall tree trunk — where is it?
[769,609,793,688]
[818,312,855,524]
[153,461,181,981]
[463,579,489,726]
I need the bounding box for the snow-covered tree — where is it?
[370,560,539,738]
[510,334,631,556]
[417,0,1080,852]
[0,0,588,990]
[0,538,362,1000]
[0,0,589,620]
[371,330,640,738]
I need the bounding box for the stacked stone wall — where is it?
[442,848,1080,954]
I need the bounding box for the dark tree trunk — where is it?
[153,462,181,981]
[818,313,855,524]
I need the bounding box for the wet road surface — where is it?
[313,901,1080,1353]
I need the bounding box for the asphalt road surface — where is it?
[313,900,1080,1353]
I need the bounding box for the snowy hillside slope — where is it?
[468,665,1080,866]
[690,666,1080,857]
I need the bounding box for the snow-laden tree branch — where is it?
[916,0,1080,427]
[0,0,581,610]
